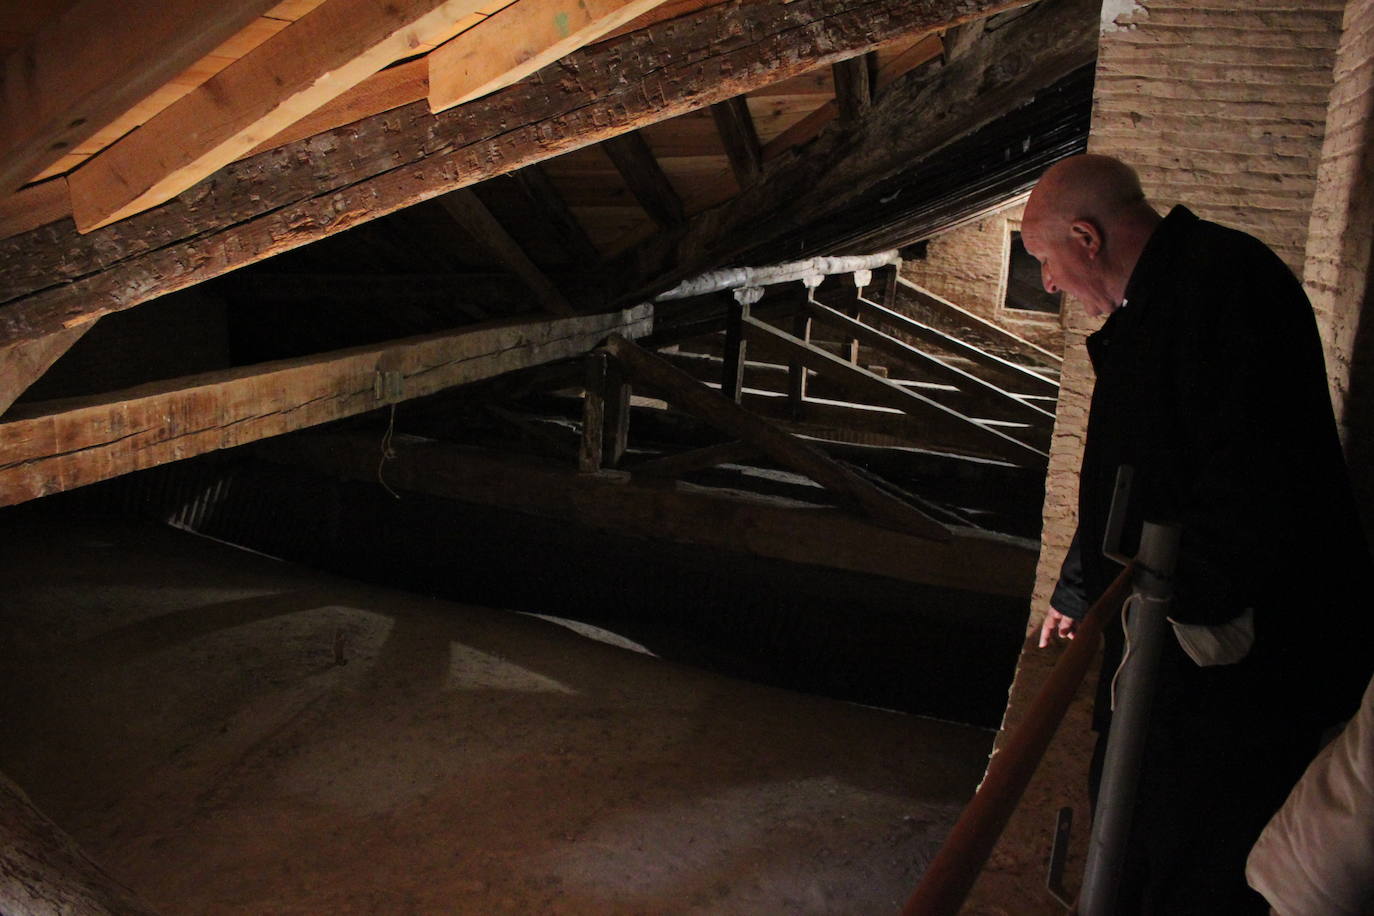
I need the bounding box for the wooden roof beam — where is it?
[66,0,494,233]
[436,188,577,316]
[710,97,764,190]
[0,305,651,506]
[0,0,1029,347]
[428,0,675,112]
[759,34,942,162]
[509,164,604,268]
[0,0,279,199]
[624,0,1098,300]
[602,132,686,229]
[0,325,93,418]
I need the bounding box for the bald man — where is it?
[1023,155,1373,913]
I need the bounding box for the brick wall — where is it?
[899,201,1065,354]
[966,2,1350,913]
[1305,0,1374,533]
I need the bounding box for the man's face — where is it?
[1021,218,1119,318]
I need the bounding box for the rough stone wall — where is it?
[965,1,1348,913]
[1305,0,1374,535]
[899,201,1065,354]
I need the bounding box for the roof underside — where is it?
[0,0,1097,552]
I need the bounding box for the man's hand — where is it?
[1038,607,1078,648]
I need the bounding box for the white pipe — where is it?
[654,251,902,301]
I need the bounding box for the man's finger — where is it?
[1038,612,1057,648]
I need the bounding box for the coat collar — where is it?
[1085,205,1198,371]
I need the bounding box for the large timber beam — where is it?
[602,132,686,229]
[0,306,651,506]
[710,97,764,189]
[436,188,577,315]
[428,0,675,111]
[67,0,498,233]
[0,325,93,418]
[257,430,1037,595]
[618,0,1098,300]
[0,0,278,199]
[0,0,1028,349]
[509,165,604,268]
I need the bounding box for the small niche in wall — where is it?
[1004,230,1061,314]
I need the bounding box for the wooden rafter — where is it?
[626,0,1098,299]
[509,165,604,268]
[893,278,1062,374]
[427,0,676,112]
[759,34,943,162]
[0,0,279,199]
[741,315,1047,463]
[710,97,764,189]
[0,0,1028,350]
[631,440,758,478]
[601,333,950,541]
[602,132,686,229]
[436,189,577,316]
[0,325,93,418]
[0,179,71,242]
[0,306,652,506]
[805,297,1056,415]
[662,345,1024,430]
[67,0,494,233]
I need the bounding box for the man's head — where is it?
[1021,155,1161,318]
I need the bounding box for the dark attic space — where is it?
[8,0,1374,912]
[0,0,1095,907]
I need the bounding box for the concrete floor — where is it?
[0,511,992,915]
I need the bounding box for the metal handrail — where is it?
[900,563,1136,916]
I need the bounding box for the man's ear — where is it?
[1069,220,1103,258]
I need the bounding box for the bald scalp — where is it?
[1024,154,1148,233]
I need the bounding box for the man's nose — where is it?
[1041,265,1058,294]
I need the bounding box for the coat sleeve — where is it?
[1050,528,1088,620]
[1246,673,1374,914]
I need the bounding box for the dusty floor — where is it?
[0,512,992,915]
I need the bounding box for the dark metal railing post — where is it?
[1079,520,1182,915]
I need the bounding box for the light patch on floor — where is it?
[447,640,581,694]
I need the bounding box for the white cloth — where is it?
[1246,673,1374,915]
[1169,607,1255,667]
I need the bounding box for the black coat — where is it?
[1054,206,1374,731]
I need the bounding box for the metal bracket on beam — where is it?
[373,370,405,404]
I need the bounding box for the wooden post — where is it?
[788,296,811,420]
[580,351,610,472]
[832,53,873,124]
[603,356,631,468]
[720,291,751,403]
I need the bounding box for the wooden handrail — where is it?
[901,563,1135,915]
